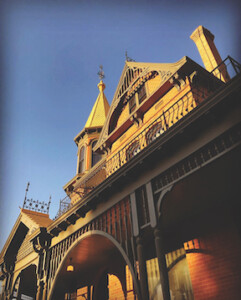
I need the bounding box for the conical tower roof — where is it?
[85,80,110,129]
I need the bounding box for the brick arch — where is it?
[48,230,140,300]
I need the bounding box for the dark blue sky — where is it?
[0,0,240,250]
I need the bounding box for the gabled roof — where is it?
[85,80,110,129]
[21,208,52,228]
[94,57,189,151]
[0,209,52,263]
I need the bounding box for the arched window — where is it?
[126,140,140,162]
[92,140,102,167]
[145,122,164,145]
[78,146,85,173]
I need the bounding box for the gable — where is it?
[0,209,52,264]
[94,57,188,152]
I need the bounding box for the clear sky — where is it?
[0,0,240,250]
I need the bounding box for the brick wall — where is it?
[185,222,241,300]
[108,266,136,300]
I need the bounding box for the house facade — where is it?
[1,25,241,300]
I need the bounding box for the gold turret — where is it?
[64,72,110,204]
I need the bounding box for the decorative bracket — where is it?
[32,228,52,253]
[1,259,15,278]
[130,112,143,127]
[169,72,186,90]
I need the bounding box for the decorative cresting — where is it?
[23,182,51,214]
[31,228,52,300]
[45,197,140,298]
[94,57,188,152]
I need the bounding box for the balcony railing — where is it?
[54,56,240,220]
[106,88,204,176]
[54,195,72,220]
[211,55,241,81]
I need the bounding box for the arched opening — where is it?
[50,232,138,300]
[155,148,241,300]
[11,265,37,300]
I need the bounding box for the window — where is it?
[129,95,136,114]
[145,123,164,145]
[126,141,140,161]
[92,140,102,167]
[138,84,147,104]
[78,146,85,173]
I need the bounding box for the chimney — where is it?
[190,25,229,82]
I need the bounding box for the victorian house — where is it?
[1,25,241,300]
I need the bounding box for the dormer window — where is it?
[129,95,136,114]
[78,146,85,173]
[92,140,102,167]
[138,84,147,104]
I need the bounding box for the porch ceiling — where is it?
[53,234,125,293]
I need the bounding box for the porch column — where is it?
[36,281,44,300]
[42,281,48,300]
[154,227,170,300]
[136,236,149,300]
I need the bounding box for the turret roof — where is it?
[85,80,110,129]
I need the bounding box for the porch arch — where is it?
[48,230,140,300]
[11,264,37,300]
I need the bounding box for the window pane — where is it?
[129,95,136,114]
[138,85,147,104]
[79,146,85,173]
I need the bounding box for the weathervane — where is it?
[97,65,105,80]
[125,50,135,62]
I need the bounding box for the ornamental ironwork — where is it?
[22,182,51,214]
[97,65,105,80]
[125,51,135,62]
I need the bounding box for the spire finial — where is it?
[97,65,105,81]
[125,50,135,62]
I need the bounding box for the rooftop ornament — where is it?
[125,50,135,62]
[97,65,105,80]
[22,182,51,214]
